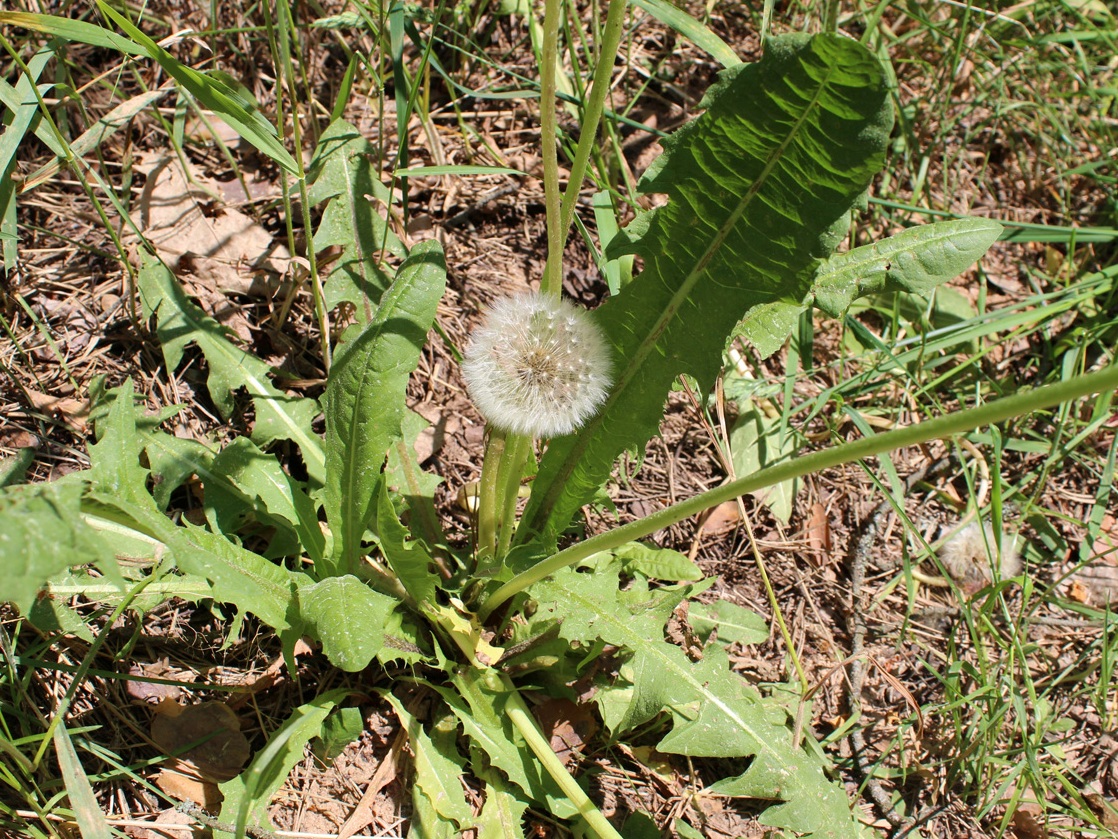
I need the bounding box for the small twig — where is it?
[176,801,276,839]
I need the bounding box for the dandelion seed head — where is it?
[461,292,613,438]
[939,521,1022,592]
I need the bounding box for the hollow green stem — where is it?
[540,0,628,299]
[538,0,564,299]
[500,673,624,839]
[476,428,507,568]
[480,363,1118,620]
[496,433,533,559]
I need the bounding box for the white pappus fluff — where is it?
[461,292,613,438]
[938,522,1022,591]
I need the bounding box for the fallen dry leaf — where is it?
[125,659,182,704]
[805,501,832,559]
[151,701,250,782]
[1010,801,1048,839]
[698,501,741,536]
[124,806,198,839]
[153,769,223,809]
[24,390,88,433]
[1085,793,1118,830]
[134,153,291,309]
[533,698,599,768]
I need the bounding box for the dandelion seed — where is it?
[939,521,1022,592]
[462,292,613,438]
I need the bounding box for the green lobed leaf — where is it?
[312,706,365,764]
[474,767,529,839]
[85,382,311,638]
[612,541,703,581]
[383,409,445,551]
[301,576,397,672]
[688,599,769,647]
[209,438,325,563]
[518,34,893,545]
[323,240,446,577]
[218,689,349,838]
[376,478,438,603]
[308,120,407,314]
[532,563,861,836]
[435,671,578,819]
[385,694,473,828]
[136,251,325,482]
[0,480,115,614]
[811,217,1003,317]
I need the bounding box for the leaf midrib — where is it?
[524,53,837,540]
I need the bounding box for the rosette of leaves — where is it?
[0,28,1017,839]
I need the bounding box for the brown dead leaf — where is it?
[1010,801,1048,839]
[533,698,598,768]
[1068,579,1093,604]
[24,390,88,433]
[125,659,182,704]
[1085,793,1118,829]
[154,769,223,808]
[698,501,741,536]
[134,153,291,303]
[123,806,198,839]
[151,701,250,782]
[805,502,832,558]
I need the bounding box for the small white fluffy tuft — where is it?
[461,292,613,438]
[938,522,1022,591]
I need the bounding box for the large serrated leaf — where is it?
[384,694,473,828]
[532,564,861,837]
[518,34,893,544]
[434,672,578,820]
[136,251,325,482]
[309,120,407,314]
[376,478,438,603]
[209,438,325,563]
[85,383,310,637]
[323,240,446,577]
[301,576,397,671]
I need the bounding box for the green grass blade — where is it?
[0,12,144,55]
[631,0,742,68]
[93,1,300,174]
[53,723,111,839]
